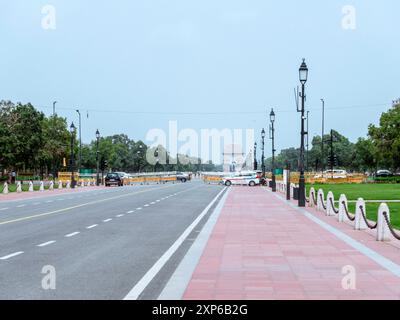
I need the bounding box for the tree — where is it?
[368,104,400,170]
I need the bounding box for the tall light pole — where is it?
[270,108,276,192]
[96,129,100,186]
[69,122,77,189]
[298,59,308,207]
[306,110,310,172]
[321,99,325,174]
[261,129,266,178]
[52,101,57,180]
[76,109,82,171]
[254,142,258,171]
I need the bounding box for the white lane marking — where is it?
[46,200,54,203]
[150,202,156,205]
[116,214,124,218]
[86,224,98,229]
[0,251,24,260]
[271,190,400,278]
[65,232,80,238]
[144,204,150,207]
[0,208,9,211]
[37,241,56,247]
[124,187,227,300]
[159,188,230,300]
[127,211,135,214]
[137,208,142,210]
[17,205,26,208]
[156,200,161,202]
[103,218,112,223]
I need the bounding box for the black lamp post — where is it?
[261,129,266,177]
[270,108,277,192]
[69,122,77,189]
[253,142,258,170]
[96,129,100,186]
[298,59,308,207]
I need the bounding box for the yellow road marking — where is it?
[0,185,178,226]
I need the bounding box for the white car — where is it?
[222,172,260,187]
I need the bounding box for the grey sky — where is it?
[0,0,399,160]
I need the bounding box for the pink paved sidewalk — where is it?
[184,187,400,300]
[0,186,106,202]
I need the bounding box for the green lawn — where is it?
[307,183,400,229]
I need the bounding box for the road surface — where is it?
[0,181,224,299]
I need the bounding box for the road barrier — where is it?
[269,180,399,243]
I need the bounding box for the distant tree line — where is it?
[0,100,219,178]
[265,103,400,173]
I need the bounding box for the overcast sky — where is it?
[1,0,399,160]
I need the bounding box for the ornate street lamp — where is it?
[253,142,258,170]
[270,108,277,192]
[261,128,266,178]
[69,122,77,189]
[298,59,308,207]
[96,129,100,186]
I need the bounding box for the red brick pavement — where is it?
[183,187,400,300]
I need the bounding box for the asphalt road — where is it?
[0,180,224,299]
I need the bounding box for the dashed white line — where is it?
[17,205,26,208]
[0,208,9,211]
[156,200,161,202]
[103,218,112,223]
[127,210,135,214]
[150,202,156,205]
[37,241,56,247]
[46,200,54,203]
[144,204,150,207]
[86,224,98,229]
[137,208,142,210]
[65,232,80,238]
[116,214,124,218]
[0,251,24,260]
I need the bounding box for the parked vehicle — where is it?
[375,170,393,177]
[105,173,124,187]
[222,171,260,187]
[176,172,189,183]
[314,169,347,179]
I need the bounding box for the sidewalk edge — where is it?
[158,188,231,300]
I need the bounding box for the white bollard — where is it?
[49,181,54,191]
[66,181,71,189]
[338,194,351,223]
[317,189,325,212]
[39,181,45,192]
[3,182,9,194]
[58,180,63,189]
[309,187,316,207]
[16,181,22,193]
[326,191,336,216]
[354,198,368,230]
[29,181,34,192]
[377,203,391,242]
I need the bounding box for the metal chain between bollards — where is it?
[319,193,327,210]
[382,212,400,241]
[329,197,339,214]
[359,206,378,230]
[342,201,356,221]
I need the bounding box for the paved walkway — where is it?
[183,187,400,300]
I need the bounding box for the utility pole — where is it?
[76,109,82,171]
